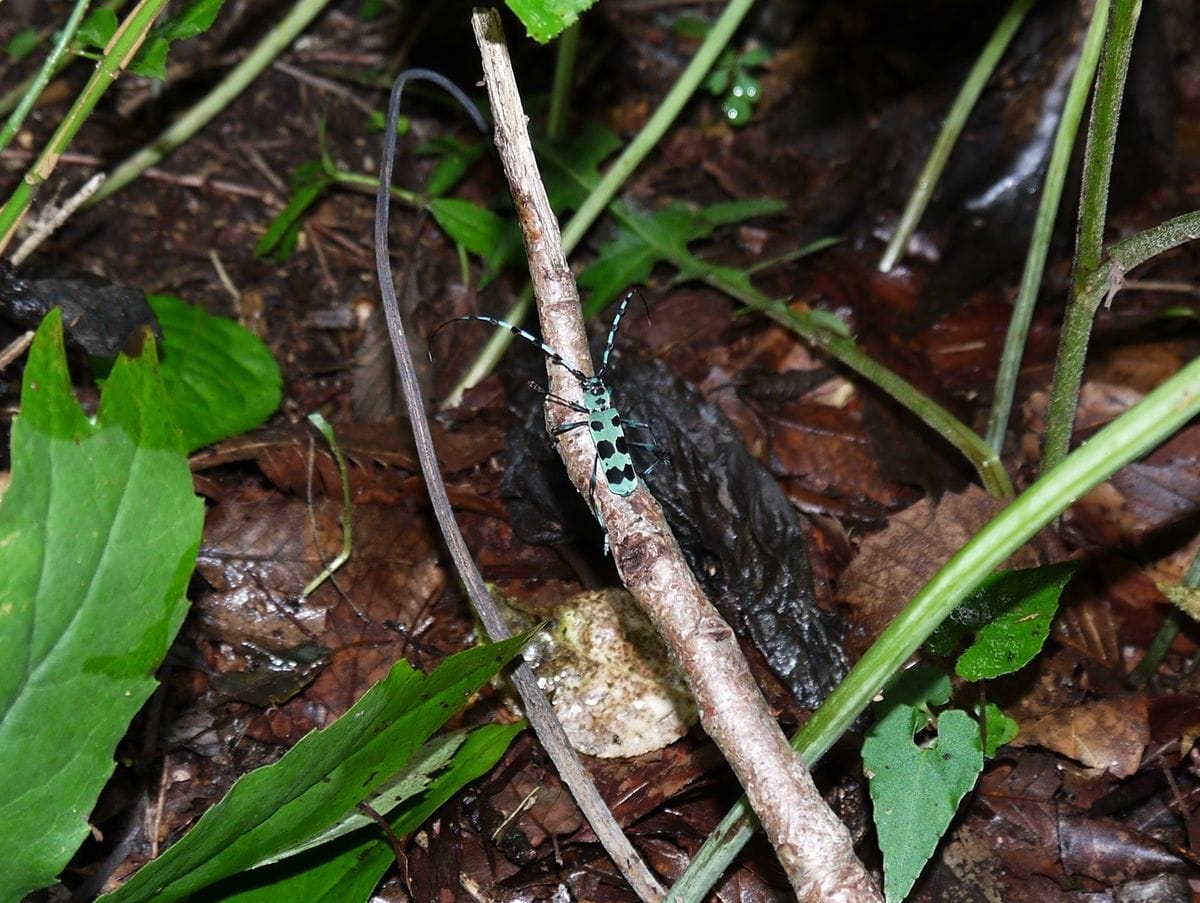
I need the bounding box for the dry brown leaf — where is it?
[1014,693,1150,778]
[837,485,1054,652]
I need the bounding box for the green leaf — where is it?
[418,136,486,198]
[130,0,226,80]
[577,199,784,313]
[0,310,202,900]
[979,702,1019,756]
[1158,582,1200,620]
[505,0,595,43]
[429,197,508,258]
[864,666,983,903]
[925,562,1077,680]
[204,722,523,901]
[365,110,410,134]
[672,15,711,39]
[6,26,40,61]
[739,47,772,68]
[538,124,622,213]
[256,731,469,866]
[698,198,787,227]
[150,295,282,451]
[254,164,334,261]
[77,8,118,50]
[100,633,531,903]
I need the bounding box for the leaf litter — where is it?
[4,0,1200,900]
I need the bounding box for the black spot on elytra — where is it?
[607,463,636,484]
[596,439,616,459]
[615,436,628,454]
[590,420,603,431]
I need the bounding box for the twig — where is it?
[372,70,667,902]
[10,172,105,266]
[272,59,378,115]
[470,9,879,901]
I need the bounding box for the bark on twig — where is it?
[470,8,880,901]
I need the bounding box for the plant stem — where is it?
[985,0,1111,451]
[669,352,1200,901]
[547,20,580,141]
[878,0,1034,274]
[749,295,1013,497]
[87,0,337,207]
[0,0,92,156]
[1041,0,1142,473]
[0,0,169,252]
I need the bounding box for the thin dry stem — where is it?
[470,8,879,901]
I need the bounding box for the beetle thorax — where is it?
[582,377,611,412]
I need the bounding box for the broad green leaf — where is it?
[0,310,202,900]
[578,199,786,313]
[204,722,523,901]
[101,633,531,903]
[130,0,226,80]
[6,26,39,60]
[925,562,1077,680]
[539,124,622,213]
[864,666,983,903]
[505,0,595,43]
[429,197,508,258]
[150,294,281,451]
[77,8,118,50]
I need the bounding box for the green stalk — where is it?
[1041,0,1142,473]
[878,0,1034,274]
[450,0,757,402]
[88,0,337,206]
[735,291,1012,498]
[547,20,580,141]
[0,0,92,155]
[668,352,1200,902]
[0,0,169,252]
[984,0,1111,451]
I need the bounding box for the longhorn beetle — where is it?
[433,290,661,502]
